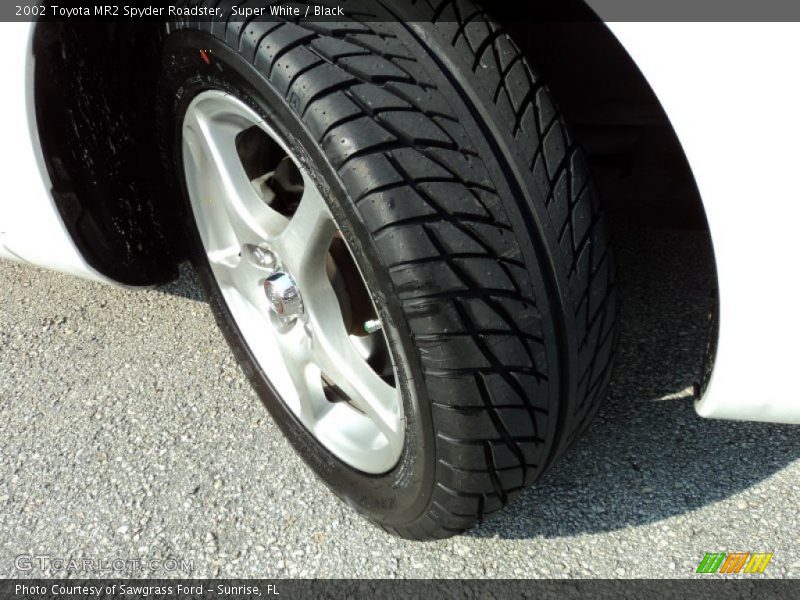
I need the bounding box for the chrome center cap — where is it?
[264,271,304,323]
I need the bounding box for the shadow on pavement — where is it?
[155,263,207,303]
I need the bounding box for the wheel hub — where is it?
[264,271,303,323]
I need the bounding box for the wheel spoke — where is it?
[273,174,336,280]
[271,324,324,425]
[182,130,239,255]
[308,290,403,446]
[182,102,286,247]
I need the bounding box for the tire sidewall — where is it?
[159,29,436,527]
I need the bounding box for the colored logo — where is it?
[696,552,773,574]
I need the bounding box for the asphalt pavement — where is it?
[1,223,798,579]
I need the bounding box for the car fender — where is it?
[0,22,114,285]
[600,21,800,423]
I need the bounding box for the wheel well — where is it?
[32,22,180,286]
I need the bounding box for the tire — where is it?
[158,1,618,540]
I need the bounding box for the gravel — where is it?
[0,223,798,579]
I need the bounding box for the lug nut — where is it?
[264,271,304,323]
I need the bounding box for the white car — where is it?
[1,2,797,540]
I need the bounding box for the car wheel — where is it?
[158,1,618,540]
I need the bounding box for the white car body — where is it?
[1,20,798,424]
[604,22,800,424]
